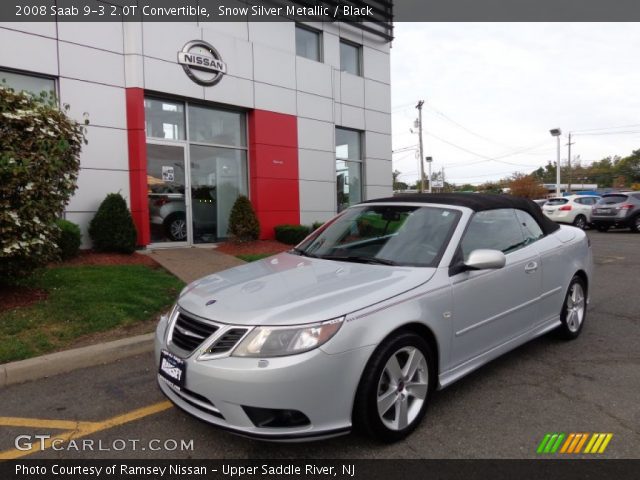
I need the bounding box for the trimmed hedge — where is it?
[88,193,137,254]
[274,224,311,245]
[55,219,81,260]
[228,195,260,242]
[311,221,324,231]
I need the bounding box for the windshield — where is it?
[295,205,461,267]
[546,198,568,206]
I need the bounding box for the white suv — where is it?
[542,194,601,229]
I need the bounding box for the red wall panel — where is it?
[125,88,150,246]
[248,110,300,239]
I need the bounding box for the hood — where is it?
[177,252,436,326]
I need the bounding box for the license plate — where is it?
[545,209,554,214]
[596,208,610,214]
[159,349,186,388]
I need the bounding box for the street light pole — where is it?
[426,156,433,193]
[550,128,562,197]
[416,100,425,193]
[567,132,575,194]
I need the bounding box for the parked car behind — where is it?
[591,192,640,232]
[155,193,593,442]
[533,199,548,208]
[542,195,601,229]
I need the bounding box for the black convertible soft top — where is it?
[364,193,560,235]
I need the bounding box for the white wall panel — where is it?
[299,180,336,211]
[80,126,129,171]
[365,185,393,201]
[297,118,334,152]
[253,43,296,89]
[205,75,254,109]
[254,82,296,115]
[0,28,58,76]
[58,22,124,53]
[201,21,248,41]
[202,29,253,80]
[363,46,390,84]
[301,211,335,226]
[142,22,202,62]
[340,104,365,130]
[297,92,333,122]
[365,109,392,135]
[296,57,332,97]
[67,169,131,213]
[0,22,56,39]
[364,79,391,113]
[340,72,365,108]
[59,42,125,87]
[365,132,392,160]
[143,57,204,99]
[365,158,393,186]
[298,149,335,182]
[58,78,126,129]
[248,22,294,54]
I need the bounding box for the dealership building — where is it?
[0,14,393,247]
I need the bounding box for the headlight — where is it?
[232,317,344,357]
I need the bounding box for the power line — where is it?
[571,123,640,133]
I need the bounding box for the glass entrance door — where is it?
[146,143,189,244]
[189,145,248,243]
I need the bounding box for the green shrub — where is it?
[228,195,260,242]
[88,193,137,253]
[0,85,87,283]
[311,221,324,231]
[274,224,311,245]
[55,219,82,260]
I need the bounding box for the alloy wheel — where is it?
[565,283,585,333]
[574,216,586,229]
[170,218,187,241]
[376,346,428,431]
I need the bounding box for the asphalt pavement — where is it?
[1,230,638,459]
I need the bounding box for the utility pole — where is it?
[442,166,446,192]
[566,133,575,194]
[416,100,425,193]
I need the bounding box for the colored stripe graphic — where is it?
[537,433,613,454]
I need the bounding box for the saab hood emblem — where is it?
[178,40,227,86]
[205,299,217,306]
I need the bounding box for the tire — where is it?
[630,215,640,233]
[572,215,587,230]
[595,224,609,232]
[556,275,587,340]
[352,331,434,442]
[163,213,187,241]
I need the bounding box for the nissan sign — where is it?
[178,40,227,86]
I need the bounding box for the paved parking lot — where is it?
[1,230,638,459]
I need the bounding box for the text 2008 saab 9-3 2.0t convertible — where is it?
[155,193,593,442]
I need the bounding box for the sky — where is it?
[390,23,640,187]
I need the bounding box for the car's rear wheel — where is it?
[557,275,587,340]
[573,215,587,230]
[353,331,434,442]
[595,224,609,232]
[630,215,640,233]
[164,213,187,241]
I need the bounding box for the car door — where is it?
[449,208,542,367]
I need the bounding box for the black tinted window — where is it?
[461,209,526,261]
[598,195,628,205]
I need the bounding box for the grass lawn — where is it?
[235,253,275,262]
[0,265,183,363]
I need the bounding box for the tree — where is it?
[508,173,548,199]
[89,193,137,253]
[0,85,87,283]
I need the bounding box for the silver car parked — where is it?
[155,194,593,442]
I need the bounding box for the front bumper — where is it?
[154,318,375,441]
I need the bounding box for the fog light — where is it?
[242,406,310,428]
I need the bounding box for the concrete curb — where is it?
[0,333,155,387]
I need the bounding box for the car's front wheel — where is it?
[630,215,640,233]
[557,275,587,340]
[353,331,434,442]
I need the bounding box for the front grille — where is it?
[205,328,248,355]
[170,311,219,353]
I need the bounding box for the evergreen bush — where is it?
[227,195,260,242]
[88,193,137,253]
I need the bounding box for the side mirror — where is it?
[464,249,506,271]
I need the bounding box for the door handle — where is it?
[524,261,538,273]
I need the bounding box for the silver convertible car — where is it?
[155,194,593,442]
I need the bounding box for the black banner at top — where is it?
[1,0,640,23]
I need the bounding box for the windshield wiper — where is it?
[317,255,397,266]
[290,248,319,258]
